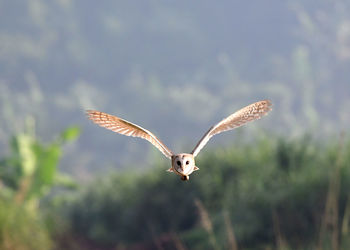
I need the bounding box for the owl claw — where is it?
[181,175,189,181]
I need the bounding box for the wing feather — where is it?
[86,110,173,159]
[191,100,272,157]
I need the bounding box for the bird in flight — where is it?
[87,100,272,181]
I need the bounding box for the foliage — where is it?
[0,199,52,250]
[58,135,350,249]
[0,125,81,250]
[0,125,80,207]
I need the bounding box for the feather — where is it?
[191,100,272,157]
[86,110,174,159]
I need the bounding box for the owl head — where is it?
[171,154,199,181]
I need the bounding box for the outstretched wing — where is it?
[191,100,272,157]
[86,110,174,159]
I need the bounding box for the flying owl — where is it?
[87,100,272,181]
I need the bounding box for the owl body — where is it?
[87,100,272,181]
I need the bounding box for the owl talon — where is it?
[181,175,189,181]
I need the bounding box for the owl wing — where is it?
[191,100,272,157]
[86,110,174,159]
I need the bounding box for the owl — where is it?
[87,100,272,181]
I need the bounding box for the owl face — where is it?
[171,154,198,180]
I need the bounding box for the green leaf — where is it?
[28,143,61,199]
[60,126,81,143]
[17,134,36,176]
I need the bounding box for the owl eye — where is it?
[176,161,181,166]
[186,160,190,165]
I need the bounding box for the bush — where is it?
[0,199,52,250]
[60,135,350,249]
[0,125,81,250]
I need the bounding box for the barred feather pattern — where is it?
[86,110,174,159]
[191,100,272,157]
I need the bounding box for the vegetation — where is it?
[0,124,80,250]
[53,134,350,250]
[1,121,350,249]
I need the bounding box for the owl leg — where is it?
[181,175,189,181]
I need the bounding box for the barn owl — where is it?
[87,100,272,181]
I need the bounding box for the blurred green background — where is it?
[1,0,350,249]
